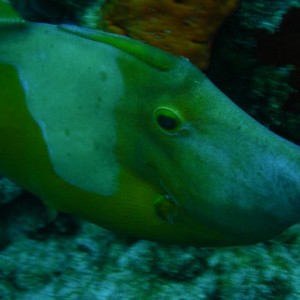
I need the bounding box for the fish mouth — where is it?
[157,158,300,243]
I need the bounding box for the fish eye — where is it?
[154,107,182,134]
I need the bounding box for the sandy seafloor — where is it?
[1,0,300,299]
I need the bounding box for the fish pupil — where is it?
[157,114,178,131]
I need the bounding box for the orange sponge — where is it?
[99,0,239,69]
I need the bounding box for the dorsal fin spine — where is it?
[0,1,27,28]
[59,24,178,71]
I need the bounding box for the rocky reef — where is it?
[207,0,300,144]
[1,193,300,299]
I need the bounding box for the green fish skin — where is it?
[0,1,300,246]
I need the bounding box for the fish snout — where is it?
[211,136,300,243]
[167,122,300,244]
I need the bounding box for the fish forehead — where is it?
[0,23,126,196]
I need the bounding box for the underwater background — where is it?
[1,0,300,299]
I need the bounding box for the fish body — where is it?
[1,2,300,246]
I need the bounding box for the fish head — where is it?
[117,56,300,244]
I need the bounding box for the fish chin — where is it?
[162,143,300,244]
